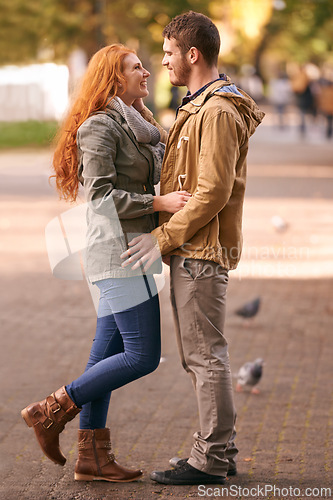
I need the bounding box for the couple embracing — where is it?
[21,11,264,486]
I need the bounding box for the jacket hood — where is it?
[182,77,265,137]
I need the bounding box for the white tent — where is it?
[0,63,69,122]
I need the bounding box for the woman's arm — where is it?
[78,114,190,218]
[78,115,154,220]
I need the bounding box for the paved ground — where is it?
[0,110,333,499]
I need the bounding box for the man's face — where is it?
[162,37,191,87]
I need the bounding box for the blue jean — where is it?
[66,275,161,429]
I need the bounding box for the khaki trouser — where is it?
[170,256,238,476]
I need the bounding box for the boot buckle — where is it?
[42,418,54,429]
[51,402,61,413]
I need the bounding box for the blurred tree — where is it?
[0,0,208,64]
[210,0,273,75]
[1,0,332,79]
[210,0,333,80]
[0,1,42,63]
[253,0,333,78]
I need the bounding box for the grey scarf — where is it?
[107,96,164,184]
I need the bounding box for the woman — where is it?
[21,44,190,482]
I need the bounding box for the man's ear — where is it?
[188,47,200,65]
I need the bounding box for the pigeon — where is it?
[235,358,264,394]
[271,215,289,233]
[235,297,260,319]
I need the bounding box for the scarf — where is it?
[107,96,164,184]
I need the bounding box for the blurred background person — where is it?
[291,65,317,136]
[316,66,333,139]
[238,64,264,104]
[268,71,292,130]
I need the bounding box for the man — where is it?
[122,11,264,485]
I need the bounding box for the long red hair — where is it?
[52,44,136,202]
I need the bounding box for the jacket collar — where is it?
[180,77,236,114]
[104,107,153,165]
[105,107,139,144]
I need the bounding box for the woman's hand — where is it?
[153,191,191,213]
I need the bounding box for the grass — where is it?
[0,120,58,149]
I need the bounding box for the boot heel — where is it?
[74,472,94,481]
[21,408,33,428]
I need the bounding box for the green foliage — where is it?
[260,0,333,65]
[0,0,332,71]
[0,121,58,149]
[0,0,209,64]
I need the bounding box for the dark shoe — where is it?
[169,456,237,476]
[150,462,226,485]
[227,466,237,476]
[75,428,142,482]
[21,386,81,465]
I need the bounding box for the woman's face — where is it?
[118,53,150,106]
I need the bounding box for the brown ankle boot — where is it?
[74,428,143,482]
[21,386,81,466]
